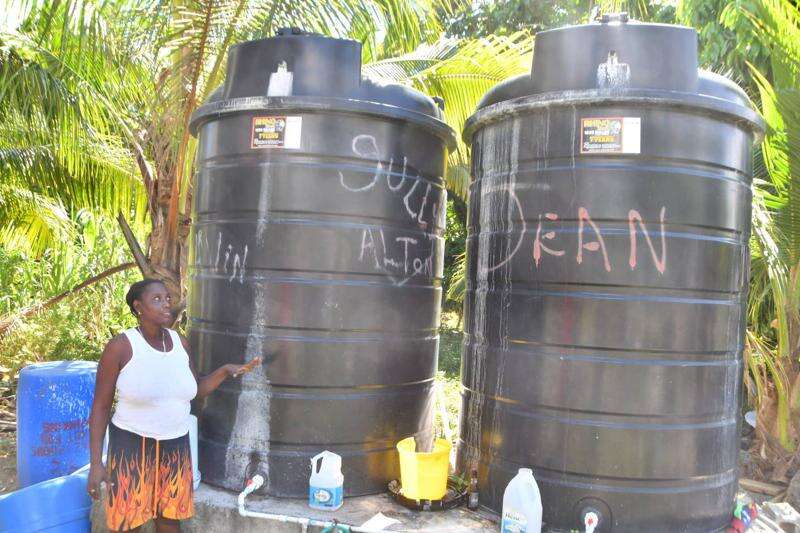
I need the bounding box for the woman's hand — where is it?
[195,356,263,399]
[87,463,110,500]
[226,357,262,378]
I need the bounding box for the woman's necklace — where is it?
[137,326,167,352]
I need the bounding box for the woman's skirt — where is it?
[104,422,194,531]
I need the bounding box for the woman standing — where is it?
[87,279,261,532]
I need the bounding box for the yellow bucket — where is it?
[396,437,451,500]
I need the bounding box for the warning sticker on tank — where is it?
[251,116,302,149]
[580,117,641,154]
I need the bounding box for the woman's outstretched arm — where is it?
[180,335,261,400]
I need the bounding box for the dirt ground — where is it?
[0,430,16,494]
[0,386,17,494]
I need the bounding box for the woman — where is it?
[87,278,261,532]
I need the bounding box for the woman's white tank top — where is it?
[111,328,198,440]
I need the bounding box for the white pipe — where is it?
[237,475,401,533]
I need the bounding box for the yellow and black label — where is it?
[251,116,302,149]
[580,117,641,154]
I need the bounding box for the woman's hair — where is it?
[126,278,165,316]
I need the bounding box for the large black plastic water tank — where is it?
[459,16,763,532]
[188,29,455,497]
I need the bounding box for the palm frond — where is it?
[364,32,535,200]
[743,0,800,265]
[0,1,150,231]
[0,181,73,255]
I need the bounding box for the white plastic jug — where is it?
[309,451,344,511]
[500,468,542,533]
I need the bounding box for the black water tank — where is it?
[459,17,763,532]
[188,29,455,497]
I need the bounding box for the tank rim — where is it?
[189,95,457,151]
[533,19,697,37]
[463,88,765,145]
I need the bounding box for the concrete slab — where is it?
[91,482,498,532]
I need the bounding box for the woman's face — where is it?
[134,283,173,326]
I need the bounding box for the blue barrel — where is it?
[16,361,97,487]
[0,467,92,532]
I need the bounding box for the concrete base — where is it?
[91,482,498,532]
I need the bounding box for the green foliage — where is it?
[595,0,676,22]
[0,1,150,255]
[0,213,141,373]
[445,0,592,38]
[364,32,535,200]
[445,0,675,38]
[678,0,771,90]
[740,0,800,456]
[438,311,463,377]
[443,198,466,308]
[434,311,464,439]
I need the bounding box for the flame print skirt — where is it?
[105,423,194,531]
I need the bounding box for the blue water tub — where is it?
[0,466,92,532]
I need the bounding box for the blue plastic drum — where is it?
[16,361,97,487]
[0,467,92,532]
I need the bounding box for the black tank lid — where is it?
[191,29,454,148]
[476,15,752,109]
[468,15,763,141]
[222,28,363,100]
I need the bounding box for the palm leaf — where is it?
[0,181,73,255]
[363,32,535,200]
[743,0,800,265]
[0,1,151,251]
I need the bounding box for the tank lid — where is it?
[223,29,362,100]
[697,69,751,108]
[467,16,764,141]
[475,16,761,106]
[191,30,455,149]
[528,16,699,95]
[477,16,701,108]
[20,361,98,375]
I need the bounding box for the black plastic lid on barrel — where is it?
[465,14,763,140]
[190,28,456,149]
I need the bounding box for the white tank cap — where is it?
[519,468,533,476]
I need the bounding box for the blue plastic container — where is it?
[0,466,92,532]
[16,361,97,487]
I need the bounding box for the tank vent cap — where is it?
[597,12,630,23]
[276,27,312,36]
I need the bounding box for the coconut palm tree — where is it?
[5,0,527,314]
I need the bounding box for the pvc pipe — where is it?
[237,475,400,533]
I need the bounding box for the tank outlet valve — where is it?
[248,474,265,491]
[583,510,600,533]
[267,60,293,96]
